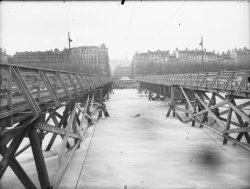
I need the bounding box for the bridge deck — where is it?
[60,89,250,188]
[1,89,250,188]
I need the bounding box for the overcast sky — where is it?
[0,1,249,60]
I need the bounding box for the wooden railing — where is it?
[137,70,250,98]
[0,63,112,127]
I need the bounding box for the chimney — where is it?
[186,48,188,51]
[204,48,206,52]
[213,50,215,54]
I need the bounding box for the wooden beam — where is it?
[0,145,37,189]
[223,108,233,145]
[194,93,226,130]
[179,86,194,112]
[0,131,25,178]
[35,123,80,139]
[224,127,250,134]
[11,66,41,115]
[28,127,51,189]
[40,70,60,107]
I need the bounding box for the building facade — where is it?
[231,47,250,63]
[10,48,69,65]
[71,44,110,76]
[8,44,110,76]
[132,50,170,76]
[113,65,132,78]
[0,48,9,64]
[175,48,217,63]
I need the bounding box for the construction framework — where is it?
[137,70,250,151]
[0,63,113,188]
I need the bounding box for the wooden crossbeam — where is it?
[223,107,233,145]
[51,102,76,188]
[35,123,80,139]
[235,71,249,94]
[224,127,250,134]
[0,131,25,178]
[194,93,225,131]
[40,70,60,106]
[0,145,37,189]
[28,126,51,189]
[222,72,234,91]
[11,66,41,115]
[178,85,194,112]
[56,72,72,99]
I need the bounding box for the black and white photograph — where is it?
[0,0,250,188]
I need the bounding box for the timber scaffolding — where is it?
[0,63,113,188]
[136,70,250,151]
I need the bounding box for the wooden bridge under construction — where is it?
[0,64,250,188]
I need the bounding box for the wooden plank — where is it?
[56,72,72,99]
[222,72,234,91]
[223,108,233,145]
[45,109,70,151]
[11,66,41,115]
[219,101,250,116]
[178,85,194,112]
[0,116,39,145]
[68,73,80,95]
[0,131,25,178]
[7,66,13,128]
[224,127,250,134]
[194,93,226,130]
[51,102,76,188]
[35,123,80,139]
[0,145,37,189]
[228,101,250,124]
[28,127,51,189]
[40,70,60,106]
[235,71,248,93]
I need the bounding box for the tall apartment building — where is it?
[0,48,9,64]
[71,44,110,76]
[132,50,170,76]
[9,44,110,76]
[10,48,69,65]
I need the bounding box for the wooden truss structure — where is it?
[0,64,112,188]
[137,70,250,151]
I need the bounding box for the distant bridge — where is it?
[137,70,250,150]
[0,63,113,189]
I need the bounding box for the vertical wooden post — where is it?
[28,122,51,189]
[7,66,13,127]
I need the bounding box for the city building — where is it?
[175,48,217,63]
[132,50,170,76]
[10,48,69,65]
[8,44,111,76]
[113,65,132,78]
[0,48,9,64]
[231,47,250,63]
[71,44,110,76]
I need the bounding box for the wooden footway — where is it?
[0,63,112,188]
[136,70,250,150]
